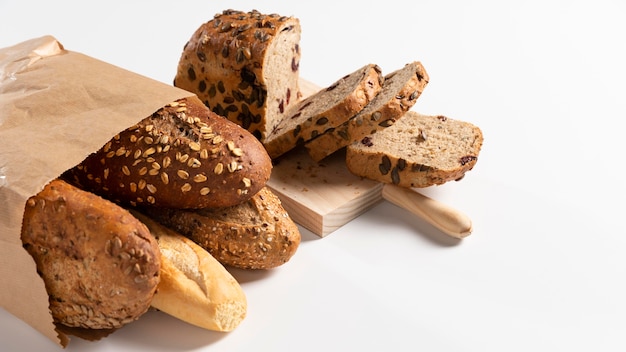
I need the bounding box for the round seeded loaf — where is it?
[345,111,483,187]
[263,63,384,159]
[305,61,429,161]
[141,187,301,270]
[20,179,161,330]
[174,9,302,142]
[62,96,272,209]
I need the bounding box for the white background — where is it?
[2,0,626,351]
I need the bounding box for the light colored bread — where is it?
[132,212,247,332]
[263,64,384,159]
[346,112,483,187]
[63,96,272,209]
[20,179,160,330]
[174,9,302,142]
[141,187,301,270]
[305,61,429,161]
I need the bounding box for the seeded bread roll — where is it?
[174,9,302,142]
[305,61,429,161]
[63,96,272,209]
[346,112,483,187]
[263,64,384,159]
[142,187,301,270]
[131,212,247,332]
[20,179,160,330]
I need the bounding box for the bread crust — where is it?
[142,187,301,270]
[263,64,384,159]
[346,112,483,187]
[133,212,247,332]
[305,62,429,161]
[63,96,272,209]
[20,179,160,330]
[174,9,302,141]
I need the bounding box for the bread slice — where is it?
[304,61,429,161]
[263,64,384,159]
[141,187,301,270]
[345,112,483,188]
[174,9,302,142]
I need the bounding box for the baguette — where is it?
[132,212,247,332]
[20,179,161,331]
[141,187,301,270]
[63,95,272,209]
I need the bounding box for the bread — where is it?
[304,61,429,161]
[62,96,272,209]
[345,112,483,187]
[132,212,247,332]
[263,64,384,159]
[20,179,161,330]
[174,9,302,142]
[141,187,301,270]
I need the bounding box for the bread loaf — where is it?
[20,179,161,330]
[132,212,247,332]
[62,96,272,209]
[263,64,384,159]
[141,187,301,270]
[346,112,483,187]
[174,9,302,142]
[304,61,429,161]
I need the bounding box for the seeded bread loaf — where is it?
[132,212,247,332]
[174,9,302,142]
[20,179,161,330]
[346,112,483,187]
[62,96,272,209]
[263,64,384,159]
[305,61,429,161]
[142,187,301,270]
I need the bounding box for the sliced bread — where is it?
[304,61,429,161]
[173,9,302,142]
[263,64,384,159]
[345,111,483,188]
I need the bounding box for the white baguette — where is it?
[132,211,247,332]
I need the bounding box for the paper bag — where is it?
[0,36,192,347]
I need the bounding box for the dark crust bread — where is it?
[141,187,301,270]
[174,9,302,141]
[20,179,160,330]
[63,96,272,209]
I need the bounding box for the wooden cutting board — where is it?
[266,79,383,237]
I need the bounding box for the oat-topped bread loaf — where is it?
[346,111,483,188]
[62,96,272,209]
[305,61,429,161]
[142,187,301,270]
[263,64,384,159]
[21,179,161,330]
[174,9,302,142]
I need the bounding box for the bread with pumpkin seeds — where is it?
[62,95,272,209]
[174,9,302,142]
[345,111,483,188]
[304,61,429,162]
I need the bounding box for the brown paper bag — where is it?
[0,36,192,347]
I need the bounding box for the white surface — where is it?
[1,0,626,351]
